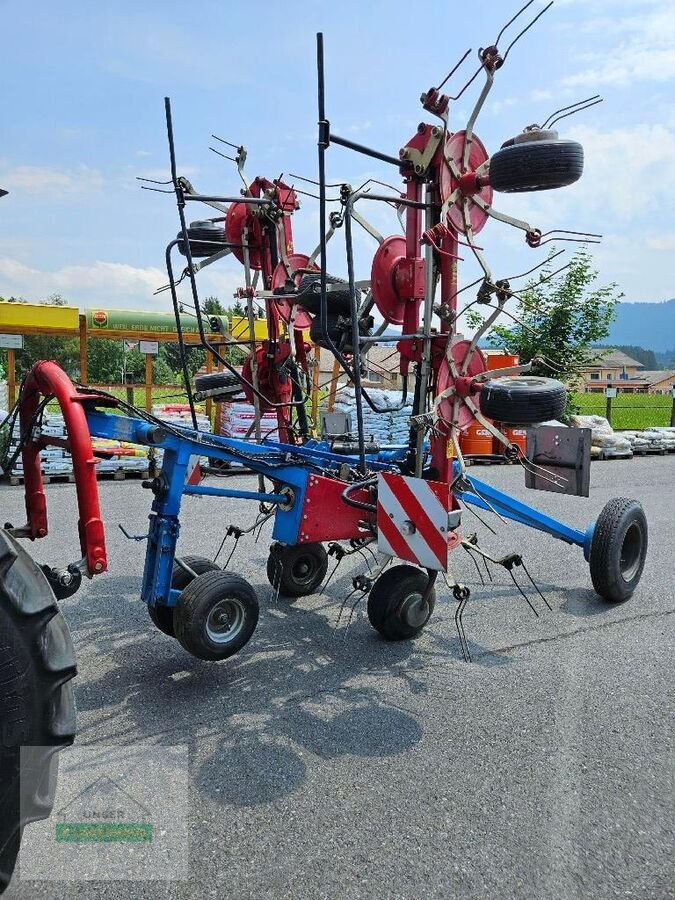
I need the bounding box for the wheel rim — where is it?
[620,523,643,582]
[205,598,246,644]
[291,555,317,586]
[399,592,430,628]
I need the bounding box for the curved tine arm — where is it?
[178,176,230,217]
[308,223,336,268]
[351,208,384,245]
[462,199,492,282]
[458,299,504,377]
[462,65,495,172]
[470,194,535,233]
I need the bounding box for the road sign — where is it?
[139,340,159,355]
[0,333,24,349]
[605,387,617,398]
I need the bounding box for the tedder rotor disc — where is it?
[435,339,488,429]
[225,202,264,269]
[440,131,493,237]
[271,253,315,330]
[371,235,407,326]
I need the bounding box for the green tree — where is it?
[476,250,621,388]
[202,296,224,315]
[87,339,124,383]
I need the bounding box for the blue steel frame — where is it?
[84,409,595,613]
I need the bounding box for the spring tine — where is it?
[344,592,366,638]
[506,249,565,281]
[336,587,358,627]
[288,172,345,188]
[542,95,602,129]
[448,63,484,101]
[435,47,473,91]
[548,97,603,128]
[507,567,538,617]
[211,134,243,152]
[483,556,493,583]
[321,557,341,595]
[464,545,486,585]
[502,1,553,63]
[223,538,239,571]
[520,559,552,611]
[494,0,536,46]
[454,595,471,662]
[136,176,173,185]
[210,146,237,163]
[140,185,175,193]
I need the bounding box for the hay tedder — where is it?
[0,4,650,884]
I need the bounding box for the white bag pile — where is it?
[568,414,633,459]
[617,426,675,452]
[332,386,412,444]
[152,403,212,467]
[218,401,279,442]
[4,411,152,479]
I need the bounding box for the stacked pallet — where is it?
[332,387,412,444]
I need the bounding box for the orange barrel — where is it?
[460,420,494,455]
[494,423,528,455]
[487,352,519,371]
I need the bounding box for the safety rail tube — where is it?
[19,361,107,575]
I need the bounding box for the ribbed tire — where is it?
[489,140,584,193]
[0,528,77,895]
[309,313,349,352]
[295,273,352,316]
[367,565,436,641]
[589,499,648,602]
[266,543,328,598]
[193,371,243,398]
[148,556,222,637]
[173,571,259,661]
[479,376,567,424]
[177,223,228,257]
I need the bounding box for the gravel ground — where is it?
[3,457,674,900]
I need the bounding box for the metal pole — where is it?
[414,186,436,477]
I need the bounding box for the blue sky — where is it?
[1,0,673,314]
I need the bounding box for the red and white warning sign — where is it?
[376,473,453,571]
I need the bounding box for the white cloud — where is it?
[0,255,245,312]
[561,7,675,86]
[0,164,104,199]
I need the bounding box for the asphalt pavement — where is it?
[2,456,673,900]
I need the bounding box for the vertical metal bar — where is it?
[79,314,88,383]
[344,207,367,473]
[144,353,153,413]
[7,348,15,409]
[164,240,199,428]
[311,344,321,432]
[414,187,436,477]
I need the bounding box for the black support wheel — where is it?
[479,375,567,424]
[148,556,222,637]
[589,498,648,602]
[0,528,77,895]
[193,371,244,401]
[489,139,584,193]
[173,571,259,661]
[367,564,436,641]
[266,543,328,598]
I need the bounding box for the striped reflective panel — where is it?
[377,473,450,571]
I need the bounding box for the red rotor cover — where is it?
[242,345,293,414]
[435,340,487,429]
[225,202,264,269]
[271,253,315,330]
[440,131,493,236]
[371,235,407,325]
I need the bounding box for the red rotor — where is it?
[440,131,493,236]
[270,253,315,330]
[435,340,487,429]
[371,235,407,325]
[225,202,264,269]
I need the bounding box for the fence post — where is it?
[604,386,616,426]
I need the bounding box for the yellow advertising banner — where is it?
[0,302,79,334]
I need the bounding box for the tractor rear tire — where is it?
[367,565,436,641]
[479,376,567,424]
[266,543,328,598]
[173,571,259,661]
[589,499,648,602]
[489,139,584,193]
[0,528,77,895]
